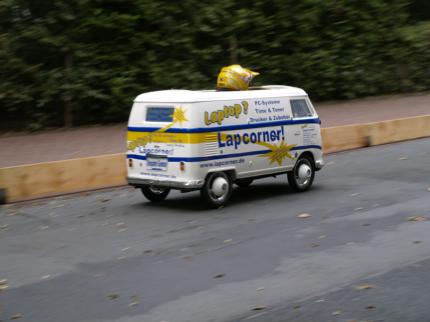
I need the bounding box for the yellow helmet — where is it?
[217,64,259,91]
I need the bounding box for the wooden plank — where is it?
[369,115,430,146]
[0,153,126,203]
[1,115,430,203]
[322,123,371,153]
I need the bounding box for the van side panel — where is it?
[126,95,323,188]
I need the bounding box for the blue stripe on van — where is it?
[126,145,322,163]
[128,118,321,133]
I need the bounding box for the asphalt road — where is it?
[1,138,430,322]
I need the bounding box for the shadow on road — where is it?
[133,180,324,212]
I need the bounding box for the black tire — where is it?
[141,186,170,202]
[200,172,233,208]
[236,178,253,188]
[287,155,315,192]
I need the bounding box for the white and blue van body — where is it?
[127,85,324,207]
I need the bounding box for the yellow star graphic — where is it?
[171,106,188,125]
[257,140,296,166]
[157,106,188,133]
[128,107,189,150]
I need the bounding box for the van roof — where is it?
[134,85,307,103]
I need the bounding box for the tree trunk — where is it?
[229,35,238,64]
[63,52,73,127]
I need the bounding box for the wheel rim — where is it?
[209,176,229,200]
[149,186,167,194]
[295,162,312,188]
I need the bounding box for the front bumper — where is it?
[127,177,204,190]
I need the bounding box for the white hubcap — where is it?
[298,164,312,180]
[211,177,228,197]
[149,186,165,194]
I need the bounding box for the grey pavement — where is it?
[0,138,430,322]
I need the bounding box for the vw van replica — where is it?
[127,85,324,208]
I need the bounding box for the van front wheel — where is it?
[141,186,170,202]
[287,156,315,192]
[201,172,233,208]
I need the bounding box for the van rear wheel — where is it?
[141,186,170,202]
[287,156,315,192]
[201,172,233,208]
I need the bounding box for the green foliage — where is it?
[0,0,429,130]
[398,22,430,90]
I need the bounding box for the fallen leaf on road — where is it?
[214,273,225,279]
[332,311,341,316]
[100,198,111,203]
[10,314,23,320]
[293,305,301,309]
[408,216,427,222]
[354,284,375,290]
[252,305,266,311]
[107,293,119,300]
[183,256,193,260]
[144,250,153,254]
[0,279,8,291]
[366,305,376,309]
[297,213,311,219]
[311,243,320,248]
[223,239,232,244]
[128,295,139,307]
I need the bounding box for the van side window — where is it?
[290,99,313,118]
[146,107,174,122]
